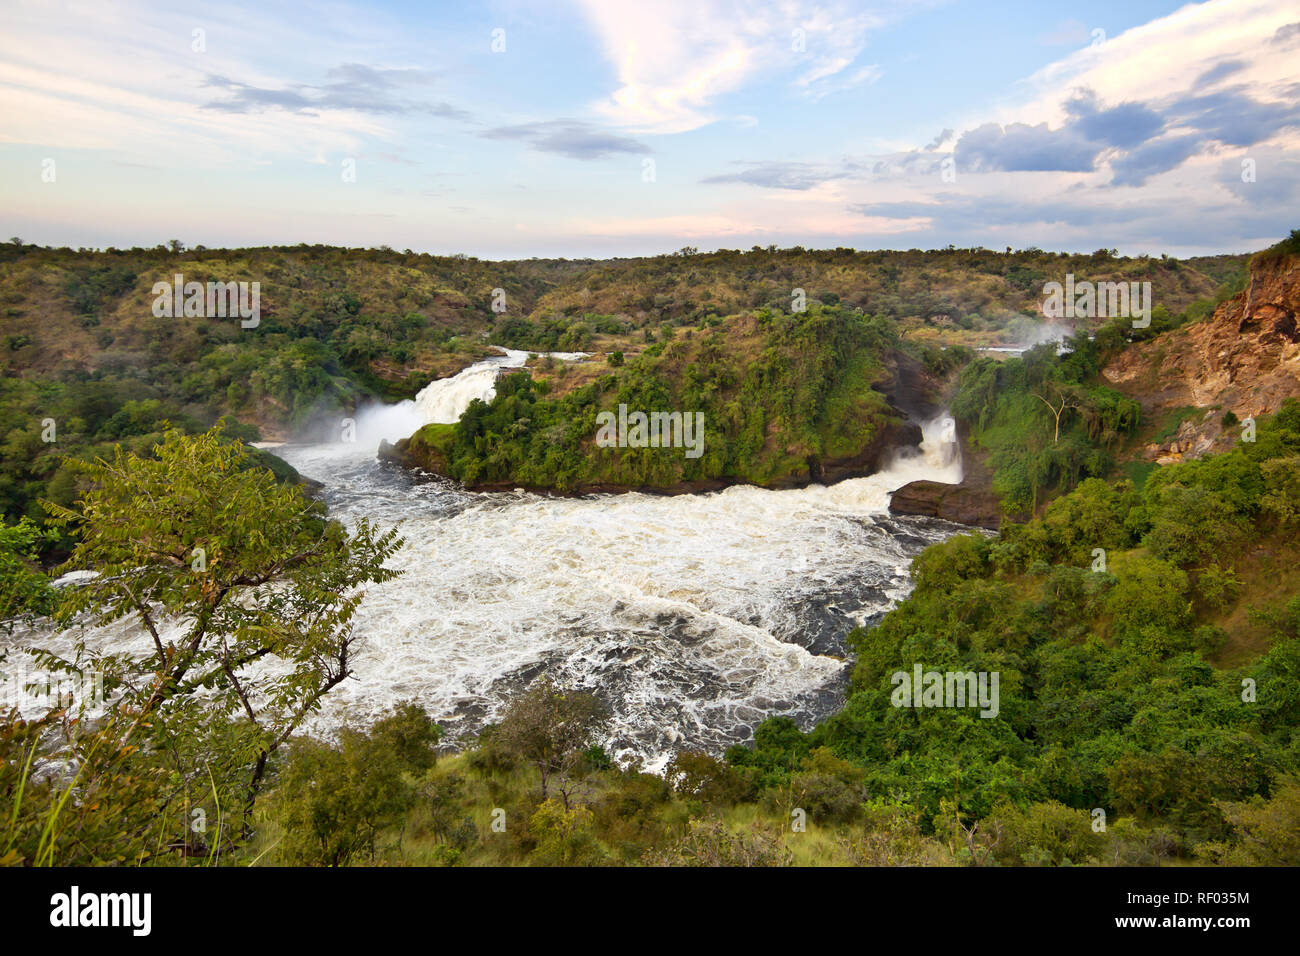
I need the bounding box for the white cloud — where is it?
[574,0,888,133]
[0,0,413,166]
[1010,0,1299,129]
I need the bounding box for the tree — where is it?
[1195,776,1300,865]
[986,800,1103,866]
[666,749,747,805]
[1261,456,1300,527]
[0,518,55,631]
[496,678,607,803]
[528,799,604,865]
[35,424,403,845]
[1031,383,1081,446]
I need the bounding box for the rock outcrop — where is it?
[1103,251,1300,463]
[888,420,1004,529]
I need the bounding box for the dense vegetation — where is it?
[5,401,1297,866]
[0,373,300,555]
[950,249,1252,518]
[1,240,1243,555]
[519,244,1243,344]
[2,238,1294,868]
[411,305,902,490]
[722,398,1300,864]
[952,332,1141,514]
[1,427,402,864]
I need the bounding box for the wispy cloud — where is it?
[1271,21,1300,45]
[702,160,849,190]
[202,64,471,119]
[574,0,891,133]
[480,120,649,160]
[1037,19,1093,47]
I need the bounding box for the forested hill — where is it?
[382,306,922,493]
[1,241,1241,419]
[0,240,1251,537]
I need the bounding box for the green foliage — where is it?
[0,517,55,628]
[788,747,867,824]
[527,799,605,865]
[2,425,403,863]
[1195,775,1300,865]
[1251,227,1300,268]
[724,401,1300,859]
[441,306,902,491]
[987,800,1104,866]
[642,817,793,867]
[273,702,441,866]
[0,707,174,866]
[666,750,750,806]
[491,315,592,352]
[495,679,608,799]
[952,339,1140,513]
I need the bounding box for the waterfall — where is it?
[346,348,586,453]
[412,362,504,424]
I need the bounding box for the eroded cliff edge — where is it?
[1103,249,1300,464]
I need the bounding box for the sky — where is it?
[1,0,1298,258]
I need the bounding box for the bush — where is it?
[273,703,439,866]
[643,818,792,867]
[987,800,1104,866]
[528,799,605,866]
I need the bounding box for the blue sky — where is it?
[2,0,1298,257]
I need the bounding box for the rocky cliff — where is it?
[887,419,1004,529]
[1102,249,1300,464]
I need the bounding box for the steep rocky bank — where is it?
[887,419,1004,529]
[1103,250,1300,464]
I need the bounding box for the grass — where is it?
[1118,459,1157,489]
[235,750,952,867]
[1150,405,1200,444]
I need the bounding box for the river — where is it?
[9,350,968,771]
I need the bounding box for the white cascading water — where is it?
[6,354,966,771]
[347,348,587,450]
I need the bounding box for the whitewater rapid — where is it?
[9,354,968,771]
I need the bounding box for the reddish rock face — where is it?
[1103,254,1300,463]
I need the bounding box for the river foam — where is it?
[267,404,965,769]
[9,354,968,771]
